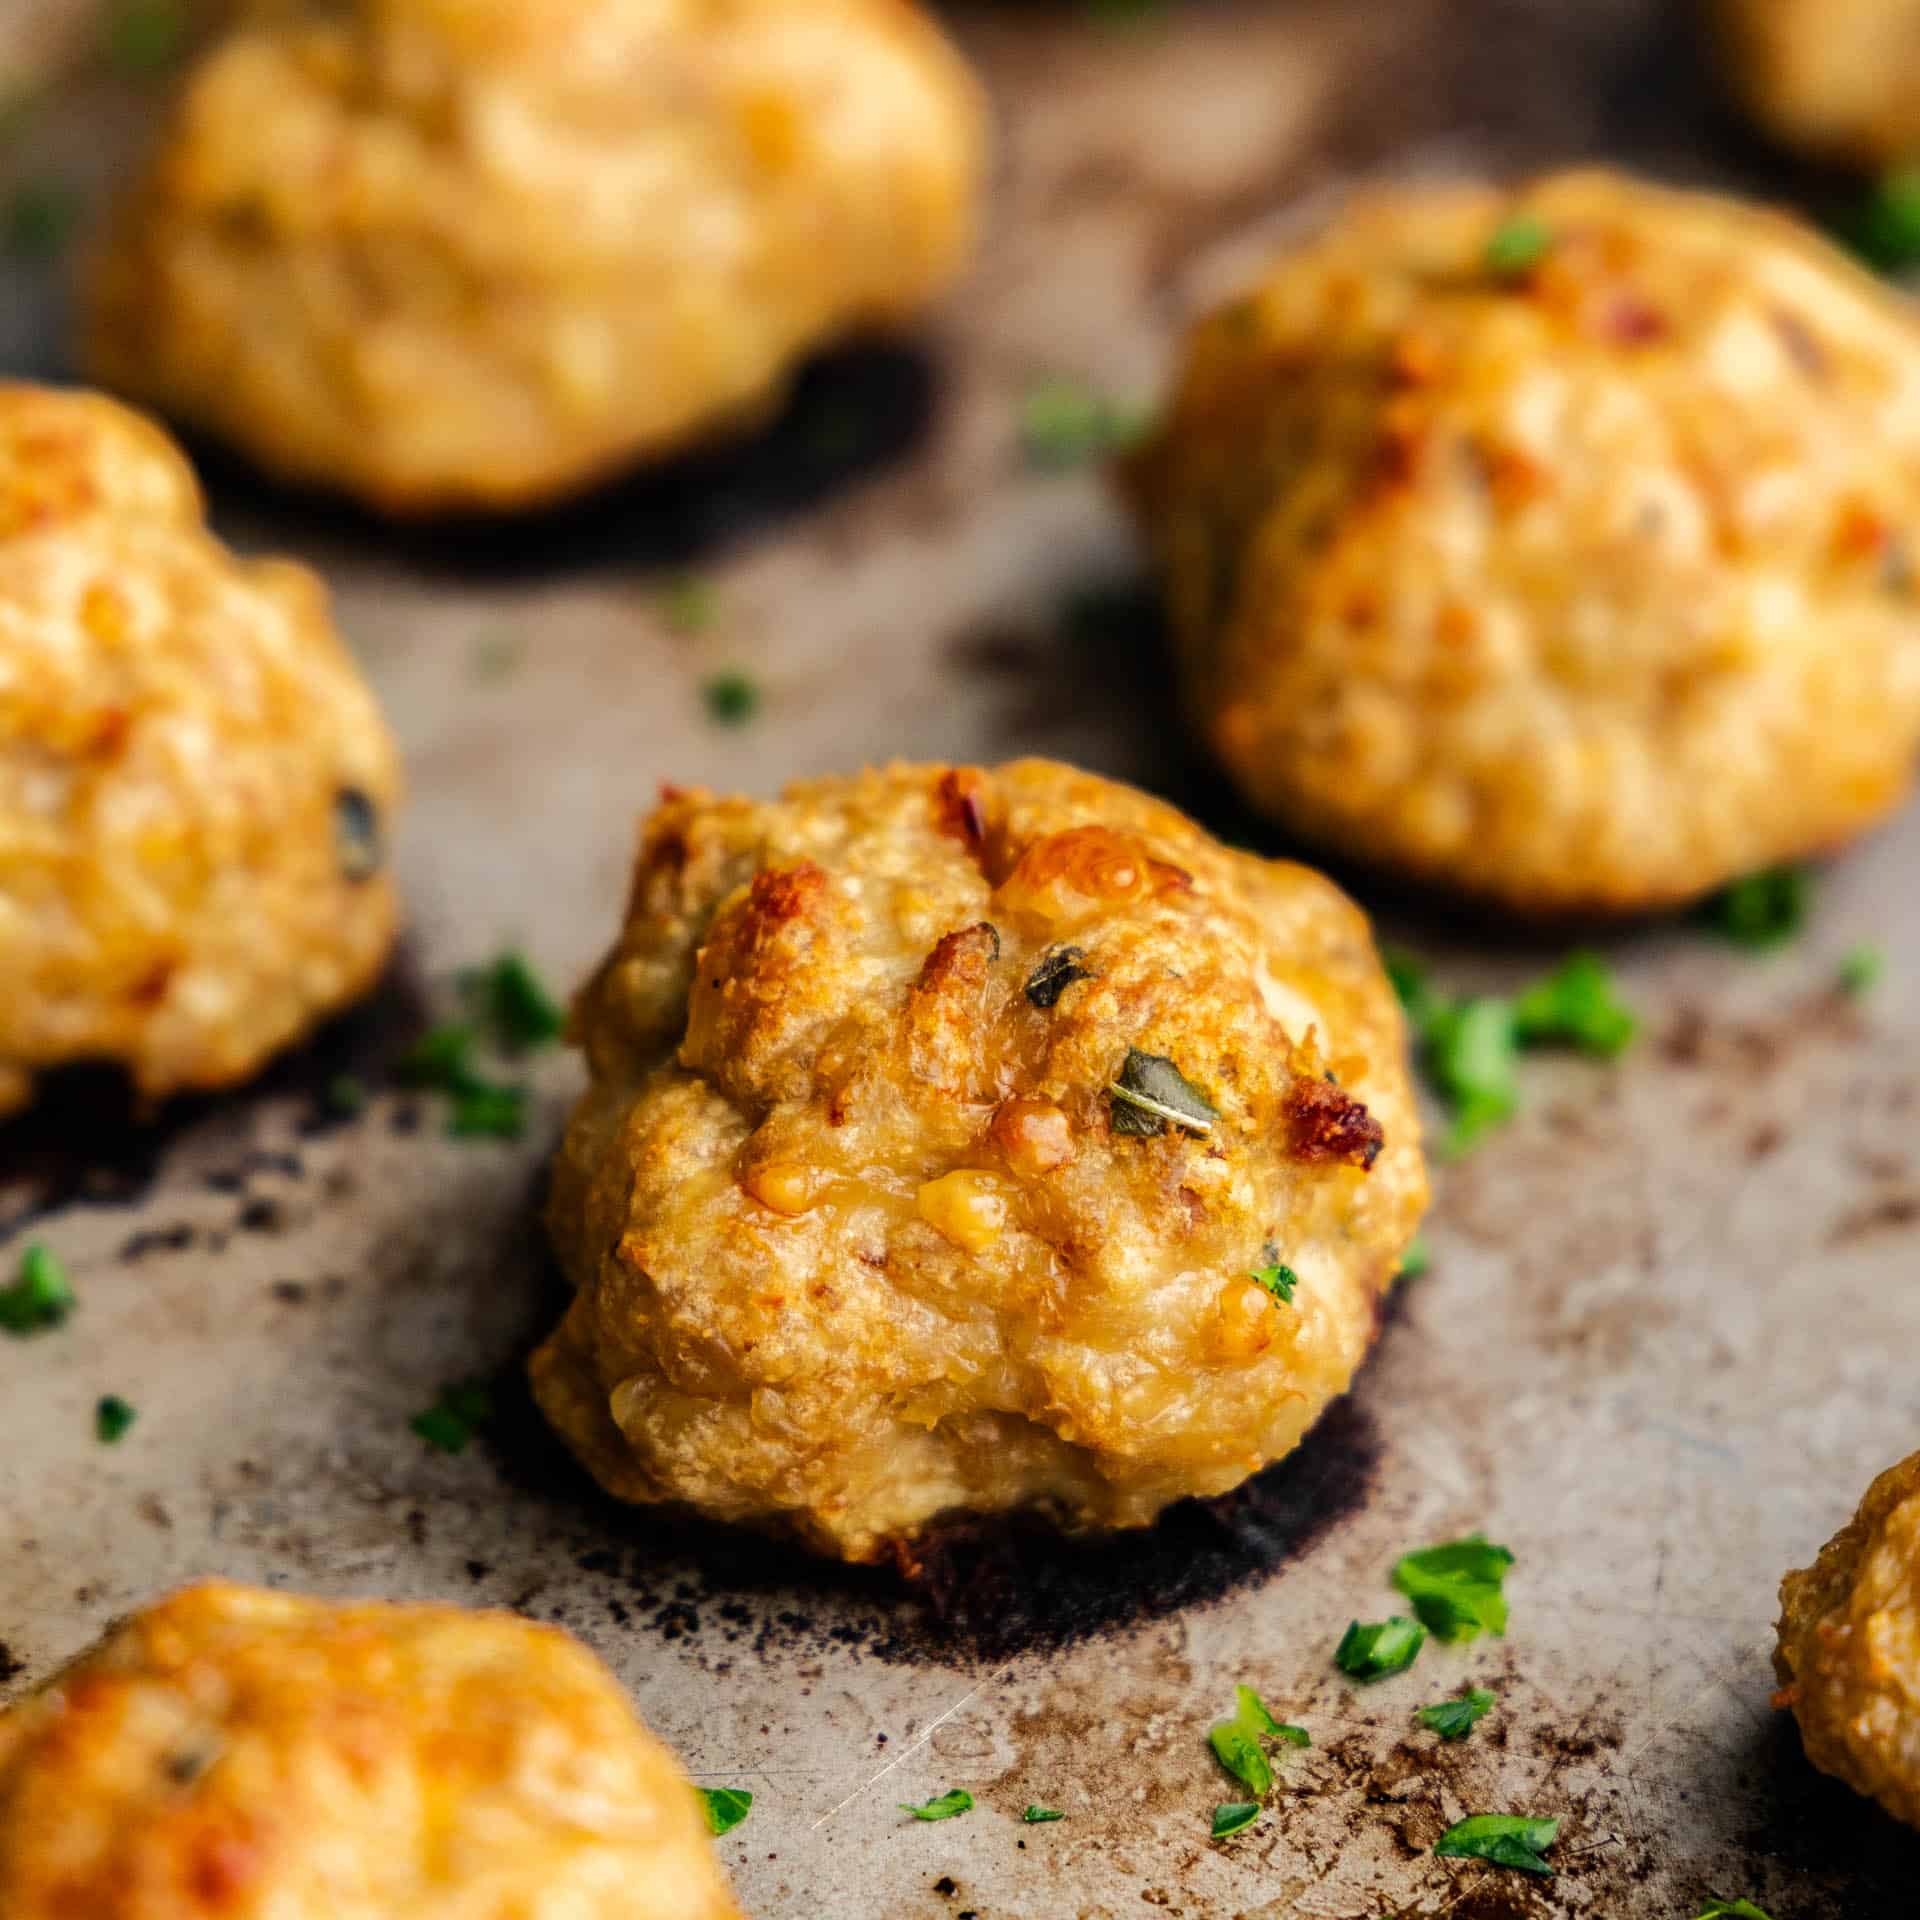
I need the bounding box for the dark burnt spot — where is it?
[0,1640,22,1685]
[119,1221,195,1262]
[933,1876,958,1897]
[933,767,996,869]
[1826,1192,1920,1247]
[1284,1074,1384,1169]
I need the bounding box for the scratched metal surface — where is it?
[3,1,1919,1913]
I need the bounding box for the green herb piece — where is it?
[1397,1235,1431,1282]
[1511,951,1637,1058]
[1334,1616,1426,1681]
[702,671,760,728]
[1234,1683,1307,1746]
[0,1244,75,1335]
[1385,950,1440,1027]
[1207,1718,1272,1798]
[1416,1687,1496,1741]
[409,1380,494,1455]
[1485,216,1552,278]
[1211,1802,1260,1838]
[462,951,564,1052]
[1019,378,1150,468]
[1109,1047,1218,1137]
[397,1023,527,1141]
[106,0,186,71]
[1705,866,1812,950]
[1250,1261,1297,1306]
[1022,1806,1065,1823]
[95,1394,137,1444]
[1424,996,1520,1156]
[1839,943,1886,995]
[1392,1535,1516,1643]
[900,1788,973,1821]
[448,1081,527,1139]
[699,1787,753,1836]
[399,1022,475,1085]
[1845,168,1920,272]
[662,575,718,634]
[1693,1902,1775,1920]
[5,181,81,262]
[1434,1813,1559,1877]
[1025,946,1093,1010]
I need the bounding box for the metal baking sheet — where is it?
[3,2,1917,1913]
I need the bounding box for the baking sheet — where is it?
[3,1,1918,1912]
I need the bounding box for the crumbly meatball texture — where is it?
[1775,1450,1920,1831]
[0,1583,743,1919]
[0,382,400,1117]
[1713,0,1920,169]
[83,0,986,514]
[533,759,1427,1564]
[1126,170,1920,915]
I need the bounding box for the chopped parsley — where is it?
[409,1380,494,1455]
[699,1787,753,1836]
[1705,866,1812,949]
[1211,1802,1260,1839]
[1334,1616,1426,1681]
[1207,1685,1307,1799]
[1485,216,1552,278]
[1424,995,1521,1156]
[1844,168,1920,272]
[1434,1812,1559,1877]
[5,182,82,262]
[1417,1687,1496,1741]
[1025,946,1094,1009]
[95,1395,137,1444]
[461,951,564,1052]
[1839,943,1886,996]
[1694,1902,1775,1920]
[1021,1806,1065,1823]
[398,1023,528,1141]
[0,1243,75,1335]
[1510,951,1637,1058]
[1109,1048,1218,1137]
[1397,1235,1432,1282]
[105,0,187,71]
[1019,378,1151,468]
[899,1788,973,1821]
[702,671,760,728]
[1250,1260,1297,1306]
[1391,1535,1515,1643]
[662,575,719,634]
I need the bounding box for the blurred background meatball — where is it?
[0,1582,743,1918]
[0,382,400,1118]
[81,0,988,514]
[533,758,1426,1564]
[1126,169,1920,916]
[1776,1449,1920,1832]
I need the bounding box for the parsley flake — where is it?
[1694,1902,1775,1920]
[1335,1616,1426,1681]
[1397,1235,1432,1282]
[900,1788,973,1821]
[699,1787,753,1836]
[662,575,719,634]
[1250,1260,1297,1306]
[1392,1535,1515,1643]
[1417,1687,1496,1741]
[1510,951,1637,1058]
[1211,1802,1260,1838]
[5,182,82,262]
[0,1244,75,1336]
[461,951,564,1052]
[1208,1684,1307,1798]
[702,671,760,728]
[1425,996,1520,1156]
[1485,216,1552,278]
[1839,943,1886,996]
[95,1394,137,1444]
[1434,1812,1559,1877]
[1025,946,1093,1010]
[410,1380,493,1455]
[398,1023,528,1141]
[1109,1047,1218,1137]
[1845,168,1920,272]
[1019,378,1151,468]
[1705,866,1812,949]
[1021,1805,1065,1823]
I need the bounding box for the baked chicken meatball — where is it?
[1125,170,1920,916]
[0,382,400,1118]
[0,1582,743,1919]
[1775,1449,1920,1831]
[1712,0,1920,170]
[81,0,986,515]
[533,759,1427,1564]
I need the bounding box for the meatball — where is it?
[0,382,400,1118]
[0,1582,743,1918]
[532,759,1427,1564]
[1124,170,1920,916]
[81,0,987,515]
[1712,0,1920,170]
[1775,1449,1920,1831]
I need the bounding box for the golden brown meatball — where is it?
[81,0,987,515]
[1775,1449,1920,1831]
[1712,0,1920,169]
[0,1582,744,1919]
[532,759,1427,1564]
[1125,170,1920,916]
[0,382,400,1117]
